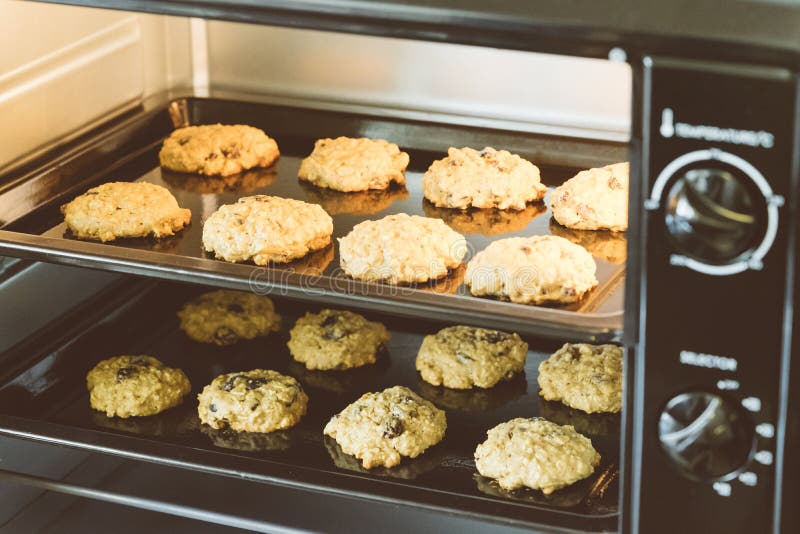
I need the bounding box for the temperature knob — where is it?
[649,149,782,275]
[665,168,763,263]
[658,392,754,480]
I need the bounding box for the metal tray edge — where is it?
[0,229,622,342]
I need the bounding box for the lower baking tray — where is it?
[0,94,627,342]
[0,280,619,532]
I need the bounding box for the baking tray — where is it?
[0,280,619,532]
[0,94,627,342]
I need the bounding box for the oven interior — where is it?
[0,94,625,531]
[0,8,634,533]
[3,3,800,533]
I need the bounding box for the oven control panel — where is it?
[630,57,796,534]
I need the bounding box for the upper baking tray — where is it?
[0,95,628,341]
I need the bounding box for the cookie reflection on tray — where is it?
[418,263,465,295]
[285,243,334,275]
[474,473,589,508]
[62,229,184,253]
[243,243,334,279]
[422,200,546,236]
[160,167,277,194]
[201,425,292,452]
[415,373,527,412]
[548,219,627,264]
[91,406,198,437]
[286,350,391,395]
[298,182,409,215]
[324,435,441,480]
[538,398,621,437]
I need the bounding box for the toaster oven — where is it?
[0,1,797,533]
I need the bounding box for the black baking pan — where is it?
[0,92,627,342]
[0,279,619,532]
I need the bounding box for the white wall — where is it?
[207,22,631,141]
[0,1,192,170]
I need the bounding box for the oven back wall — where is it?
[206,21,632,142]
[0,1,192,170]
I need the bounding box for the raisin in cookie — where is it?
[465,235,598,305]
[87,355,191,418]
[550,162,629,231]
[177,290,282,346]
[323,386,446,468]
[159,124,280,176]
[474,417,600,493]
[415,326,528,389]
[338,213,467,284]
[538,343,623,414]
[62,182,191,242]
[298,137,409,192]
[422,147,546,210]
[202,195,333,265]
[197,370,308,433]
[288,309,390,370]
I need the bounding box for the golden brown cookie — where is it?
[159,124,279,176]
[288,309,390,370]
[474,417,600,493]
[323,386,446,468]
[202,195,333,265]
[62,182,191,242]
[415,326,528,389]
[87,355,191,418]
[338,213,467,284]
[422,147,546,210]
[464,236,598,305]
[550,162,629,231]
[298,137,409,192]
[177,290,282,346]
[197,370,308,433]
[538,343,623,414]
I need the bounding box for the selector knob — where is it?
[658,392,754,480]
[665,168,764,264]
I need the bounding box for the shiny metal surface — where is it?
[0,281,619,530]
[0,96,627,341]
[25,0,800,66]
[207,23,631,142]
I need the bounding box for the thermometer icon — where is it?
[660,108,675,138]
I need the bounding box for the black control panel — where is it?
[629,58,797,533]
